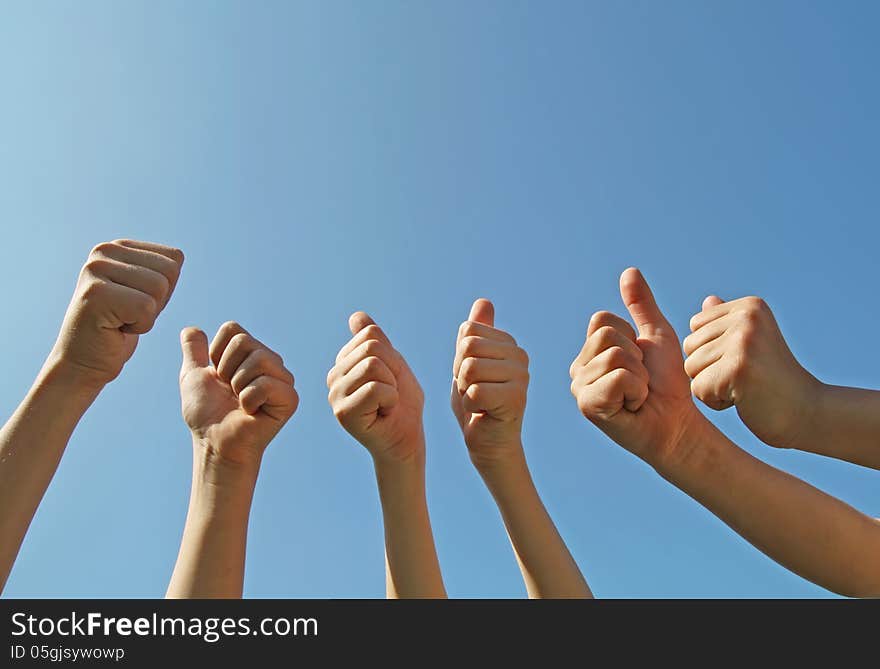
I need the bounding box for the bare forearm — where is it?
[166,443,259,599]
[0,357,103,591]
[660,420,880,597]
[479,450,592,599]
[374,453,446,599]
[796,384,880,470]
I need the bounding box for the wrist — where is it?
[785,373,830,452]
[649,407,718,480]
[37,352,107,400]
[373,445,425,483]
[191,435,262,492]
[651,410,729,484]
[471,442,529,485]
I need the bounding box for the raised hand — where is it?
[683,296,821,449]
[51,239,184,387]
[179,322,299,468]
[569,268,703,468]
[1,239,183,593]
[453,298,591,598]
[327,313,425,464]
[450,298,530,469]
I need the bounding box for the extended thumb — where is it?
[619,268,669,336]
[468,298,495,327]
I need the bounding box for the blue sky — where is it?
[1,1,878,598]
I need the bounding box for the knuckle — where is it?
[219,320,244,337]
[593,325,617,345]
[229,332,251,350]
[459,357,479,385]
[589,311,615,331]
[745,296,769,313]
[361,338,384,358]
[606,345,629,367]
[90,241,117,258]
[362,325,384,341]
[362,355,385,375]
[459,335,480,357]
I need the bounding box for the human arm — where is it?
[167,323,298,598]
[570,268,880,597]
[684,295,880,470]
[0,239,183,592]
[452,299,591,598]
[327,312,445,598]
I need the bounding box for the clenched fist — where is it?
[450,299,530,469]
[327,313,425,464]
[52,239,184,386]
[179,322,299,468]
[569,268,703,468]
[683,295,820,449]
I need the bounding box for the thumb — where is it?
[468,298,495,327]
[348,311,376,336]
[180,327,210,375]
[619,267,671,337]
[702,295,724,310]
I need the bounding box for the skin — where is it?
[0,240,184,593]
[451,299,591,598]
[685,295,880,470]
[327,313,445,598]
[167,322,298,598]
[570,268,880,597]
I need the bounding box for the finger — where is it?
[115,239,185,265]
[85,257,171,306]
[240,375,299,420]
[231,348,295,395]
[619,267,671,337]
[453,336,523,378]
[331,355,398,400]
[577,368,649,418]
[468,298,495,327]
[586,310,638,340]
[180,327,210,377]
[683,336,725,379]
[217,333,272,383]
[460,382,516,415]
[349,311,376,336]
[210,321,251,368]
[691,361,735,411]
[689,300,738,332]
[92,281,158,335]
[702,295,725,310]
[328,338,397,387]
[457,320,515,345]
[574,345,649,387]
[336,322,393,364]
[682,313,733,356]
[333,381,399,422]
[571,325,643,374]
[457,357,528,394]
[92,242,182,306]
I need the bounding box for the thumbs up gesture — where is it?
[683,295,821,449]
[178,322,299,468]
[327,313,425,463]
[569,268,702,468]
[451,299,530,470]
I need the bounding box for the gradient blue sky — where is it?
[1,1,878,598]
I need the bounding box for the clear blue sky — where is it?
[1,1,878,598]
